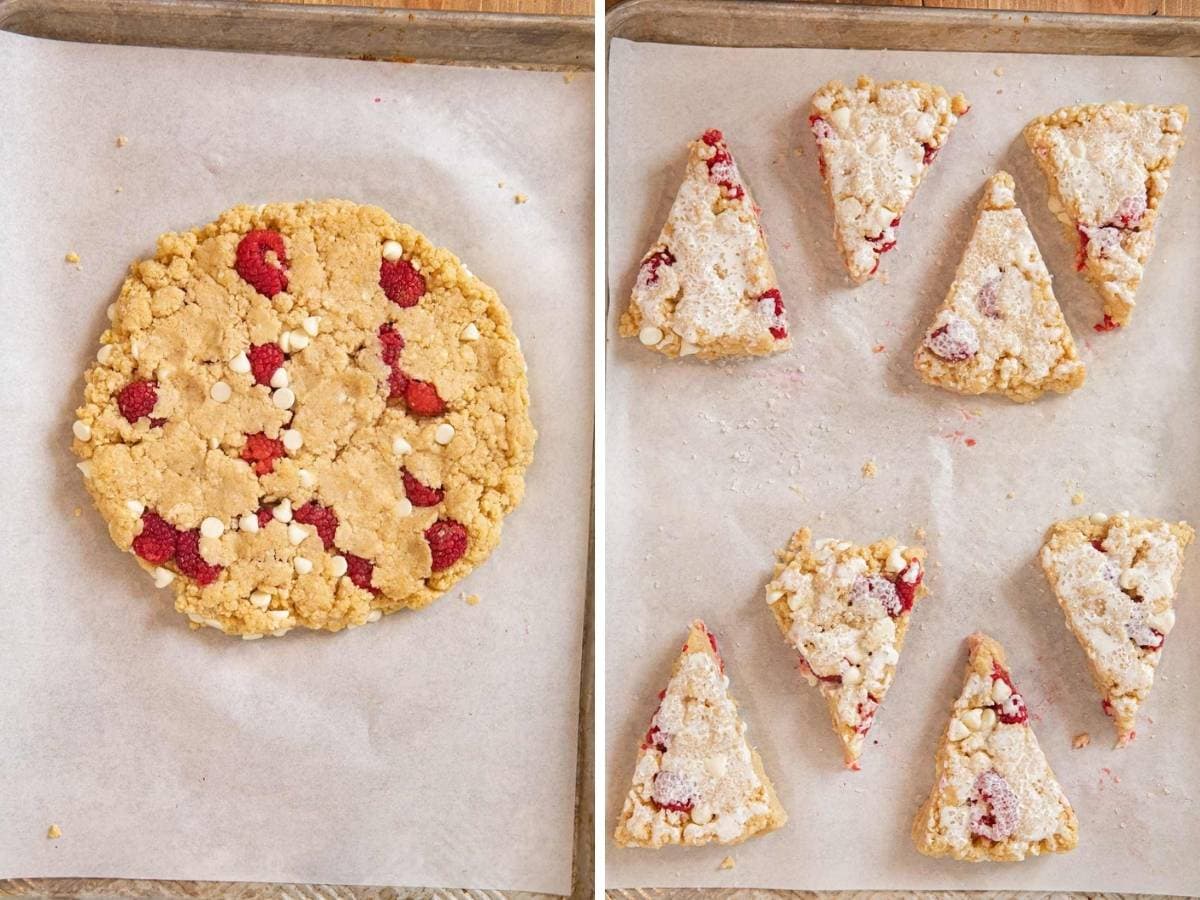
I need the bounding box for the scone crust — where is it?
[912,633,1079,862]
[73,199,535,637]
[914,171,1085,402]
[619,130,790,359]
[809,74,969,284]
[1024,101,1188,327]
[766,527,927,768]
[1040,513,1193,744]
[613,620,787,848]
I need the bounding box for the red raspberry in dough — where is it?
[969,770,1019,841]
[894,561,923,613]
[380,258,426,308]
[293,501,339,550]
[247,343,284,387]
[378,323,406,366]
[343,552,377,593]
[132,510,178,564]
[117,380,158,423]
[235,230,289,297]
[650,771,696,813]
[174,529,222,586]
[256,506,275,529]
[403,379,446,417]
[991,663,1029,725]
[425,519,468,570]
[402,470,445,507]
[241,432,285,476]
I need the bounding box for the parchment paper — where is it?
[606,38,1200,894]
[0,31,593,895]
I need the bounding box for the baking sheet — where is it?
[606,37,1200,894]
[0,31,592,895]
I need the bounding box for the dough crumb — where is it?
[914,526,927,541]
[497,180,505,188]
[64,251,80,265]
[1071,491,1085,506]
[514,193,528,205]
[47,824,62,839]
[872,343,885,353]
[1006,491,1016,500]
[719,856,735,870]
[861,460,877,479]
[994,66,1005,76]
[115,135,128,148]
[73,507,82,518]
[464,593,480,606]
[1073,732,1091,749]
[562,69,576,84]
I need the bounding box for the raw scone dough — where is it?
[72,199,535,637]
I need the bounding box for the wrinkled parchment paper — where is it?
[607,38,1200,894]
[0,31,592,895]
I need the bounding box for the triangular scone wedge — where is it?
[1040,512,1194,746]
[613,620,787,848]
[1024,102,1188,329]
[618,129,790,359]
[765,528,927,769]
[809,75,969,284]
[913,633,1079,862]
[914,172,1085,402]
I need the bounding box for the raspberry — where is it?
[894,562,923,614]
[976,277,1002,318]
[117,380,158,423]
[650,771,695,813]
[760,288,787,340]
[174,529,222,586]
[240,432,285,476]
[343,552,377,593]
[402,470,444,507]
[926,316,980,362]
[378,323,406,366]
[856,694,880,735]
[1075,225,1090,271]
[256,506,275,529]
[637,249,676,288]
[969,770,1019,841]
[1111,195,1146,228]
[293,501,339,549]
[701,128,724,146]
[991,663,1028,725]
[235,230,289,297]
[850,574,902,617]
[704,627,725,674]
[380,258,426,308]
[809,114,833,142]
[922,143,939,165]
[425,519,468,570]
[388,368,409,402]
[642,725,668,752]
[132,510,178,564]
[247,343,284,387]
[1094,315,1120,333]
[798,655,843,685]
[403,379,446,417]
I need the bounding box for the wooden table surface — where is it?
[277,0,1200,20]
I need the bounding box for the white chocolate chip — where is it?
[288,332,310,352]
[885,546,907,574]
[76,461,92,479]
[704,755,727,778]
[210,381,232,403]
[272,387,295,410]
[392,435,413,455]
[460,323,481,342]
[434,423,455,445]
[187,613,204,624]
[638,325,664,346]
[271,628,291,638]
[980,708,998,731]
[203,618,223,631]
[830,106,851,131]
[199,516,224,539]
[962,708,984,731]
[273,499,293,523]
[239,513,260,533]
[229,351,251,374]
[125,499,145,517]
[270,367,289,389]
[72,420,92,442]
[970,751,991,770]
[766,589,783,605]
[947,718,970,742]
[106,303,116,321]
[679,341,699,357]
[279,331,292,353]
[97,344,114,364]
[366,609,382,623]
[302,316,321,337]
[242,634,263,641]
[330,555,348,577]
[281,429,303,452]
[209,436,219,450]
[287,523,308,546]
[841,665,863,686]
[690,805,714,825]
[395,498,413,518]
[268,609,290,622]
[249,591,272,610]
[152,566,175,588]
[381,240,404,262]
[198,535,222,564]
[1091,513,1109,524]
[901,561,921,584]
[298,468,315,488]
[993,678,1012,703]
[293,556,313,575]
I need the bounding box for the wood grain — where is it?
[275,0,594,14]
[603,0,1200,15]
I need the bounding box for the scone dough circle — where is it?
[73,199,535,637]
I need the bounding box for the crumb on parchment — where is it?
[115,135,128,148]
[73,507,81,517]
[47,824,61,839]
[861,460,877,479]
[64,251,80,265]
[514,194,528,205]
[1072,492,1085,506]
[1073,733,1091,749]
[464,593,480,606]
[720,856,735,870]
[563,69,576,84]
